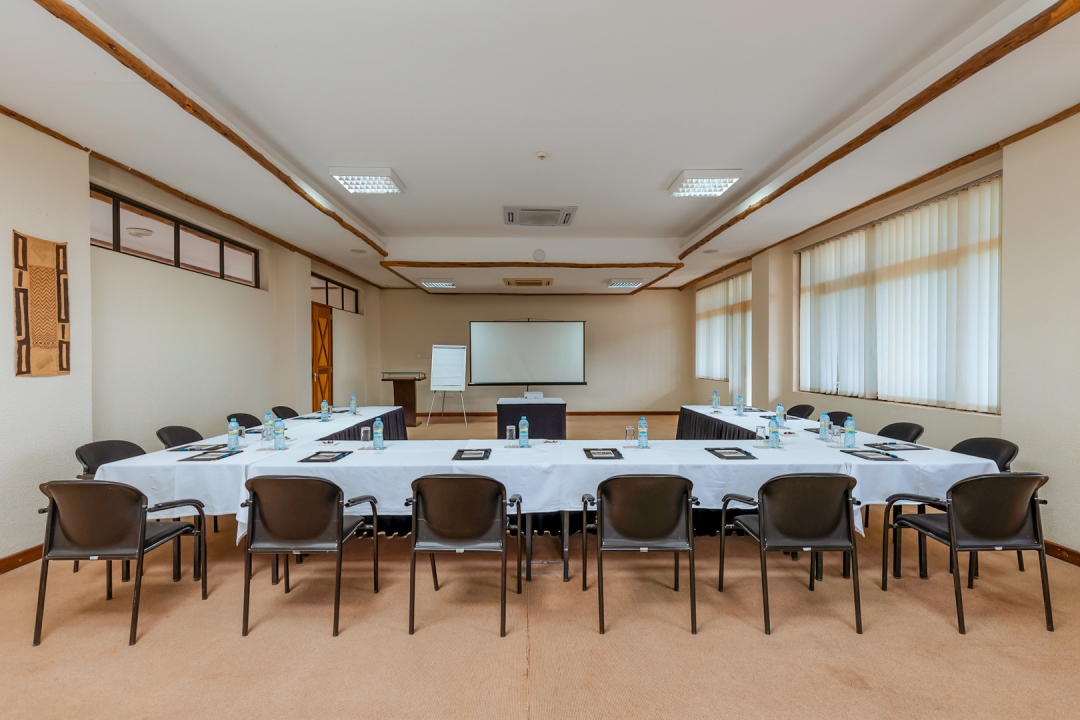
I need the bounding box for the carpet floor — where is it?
[1,415,1076,719]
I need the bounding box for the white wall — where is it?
[0,115,93,557]
[378,289,696,412]
[1001,113,1080,549]
[332,307,367,406]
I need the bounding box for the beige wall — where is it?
[0,115,93,557]
[378,289,696,413]
[1001,112,1080,549]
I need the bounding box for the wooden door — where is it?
[312,303,333,411]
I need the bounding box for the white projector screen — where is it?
[470,321,586,385]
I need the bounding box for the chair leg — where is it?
[242,551,252,636]
[129,553,145,646]
[974,551,980,578]
[673,551,679,591]
[809,553,816,591]
[33,559,50,646]
[689,545,697,635]
[759,546,771,635]
[430,554,439,591]
[408,552,417,635]
[1038,548,1054,631]
[892,506,903,578]
[843,551,851,579]
[718,523,727,592]
[272,555,280,585]
[881,519,892,591]
[516,523,522,595]
[816,551,824,582]
[373,521,380,594]
[863,505,870,529]
[850,549,863,634]
[1017,550,1026,572]
[173,537,181,582]
[525,513,534,582]
[581,508,588,591]
[200,522,208,600]
[597,547,605,634]
[283,553,291,594]
[213,515,218,533]
[333,548,343,637]
[122,560,130,583]
[950,544,966,634]
[73,560,79,573]
[106,560,113,600]
[968,552,976,589]
[500,545,508,637]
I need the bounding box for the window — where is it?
[695,271,752,402]
[799,174,1001,413]
[311,272,360,314]
[89,185,259,288]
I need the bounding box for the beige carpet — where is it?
[1,415,1077,719]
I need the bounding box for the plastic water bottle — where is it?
[775,402,786,428]
[711,389,720,410]
[261,411,274,447]
[373,417,385,450]
[518,416,529,448]
[349,393,357,415]
[736,395,745,416]
[768,416,780,449]
[637,417,648,449]
[227,418,240,451]
[819,413,831,442]
[844,416,857,448]
[273,417,286,451]
[320,399,330,422]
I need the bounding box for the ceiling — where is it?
[2,0,1079,292]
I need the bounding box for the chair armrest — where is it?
[38,507,48,514]
[851,498,862,507]
[582,493,596,507]
[149,499,205,513]
[507,494,522,507]
[240,500,249,508]
[1037,498,1048,505]
[721,493,757,509]
[345,494,377,509]
[690,495,700,507]
[76,474,95,481]
[884,493,943,506]
[404,498,415,507]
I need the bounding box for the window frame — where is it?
[90,184,260,289]
[311,272,359,314]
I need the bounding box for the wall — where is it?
[0,115,93,557]
[332,306,367,406]
[1001,112,1080,549]
[378,289,696,413]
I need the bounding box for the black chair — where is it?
[787,404,816,420]
[406,475,522,637]
[241,476,378,637]
[582,475,699,634]
[227,413,262,430]
[825,411,852,426]
[33,480,206,646]
[952,437,1018,472]
[881,473,1052,634]
[720,474,862,635]
[75,440,145,480]
[156,426,203,447]
[272,406,300,420]
[878,422,924,443]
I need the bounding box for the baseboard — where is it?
[0,545,42,575]
[1046,541,1080,567]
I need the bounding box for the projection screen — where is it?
[469,321,586,385]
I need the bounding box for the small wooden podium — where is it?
[381,371,426,427]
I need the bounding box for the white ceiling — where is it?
[2,0,1079,292]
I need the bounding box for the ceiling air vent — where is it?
[503,278,553,288]
[504,206,577,227]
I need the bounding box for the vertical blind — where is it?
[695,271,752,402]
[799,175,1001,413]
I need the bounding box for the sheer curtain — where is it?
[798,175,1000,413]
[696,271,752,402]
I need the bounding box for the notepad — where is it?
[299,451,353,463]
[841,449,905,462]
[180,450,244,462]
[453,449,491,461]
[706,447,756,460]
[864,442,929,451]
[584,448,623,460]
[168,443,227,453]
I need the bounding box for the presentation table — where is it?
[676,405,768,440]
[497,397,567,440]
[381,372,426,427]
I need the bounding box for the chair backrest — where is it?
[411,475,506,545]
[245,476,343,546]
[39,480,147,556]
[950,437,1019,472]
[597,475,693,544]
[758,474,856,548]
[272,406,299,420]
[156,425,203,448]
[787,404,815,420]
[227,413,262,430]
[826,411,852,425]
[75,440,145,475]
[947,473,1047,547]
[877,422,925,443]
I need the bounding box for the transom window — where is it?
[311,272,360,314]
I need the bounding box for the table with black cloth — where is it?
[320,407,409,442]
[497,398,567,440]
[676,405,763,440]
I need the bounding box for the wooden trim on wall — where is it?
[1046,541,1080,567]
[677,96,1080,291]
[0,545,42,575]
[34,0,387,257]
[0,102,385,289]
[678,0,1080,261]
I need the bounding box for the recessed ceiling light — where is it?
[420,279,456,289]
[703,249,719,254]
[608,279,644,289]
[330,167,404,194]
[126,227,153,238]
[349,248,368,254]
[668,170,742,197]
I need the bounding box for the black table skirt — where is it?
[675,407,757,441]
[319,407,409,442]
[497,402,567,440]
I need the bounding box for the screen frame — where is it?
[468,320,587,386]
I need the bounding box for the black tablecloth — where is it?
[675,406,757,441]
[497,402,567,440]
[319,407,409,442]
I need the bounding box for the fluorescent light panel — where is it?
[420,279,456,289]
[669,170,742,197]
[608,279,643,289]
[330,167,404,194]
